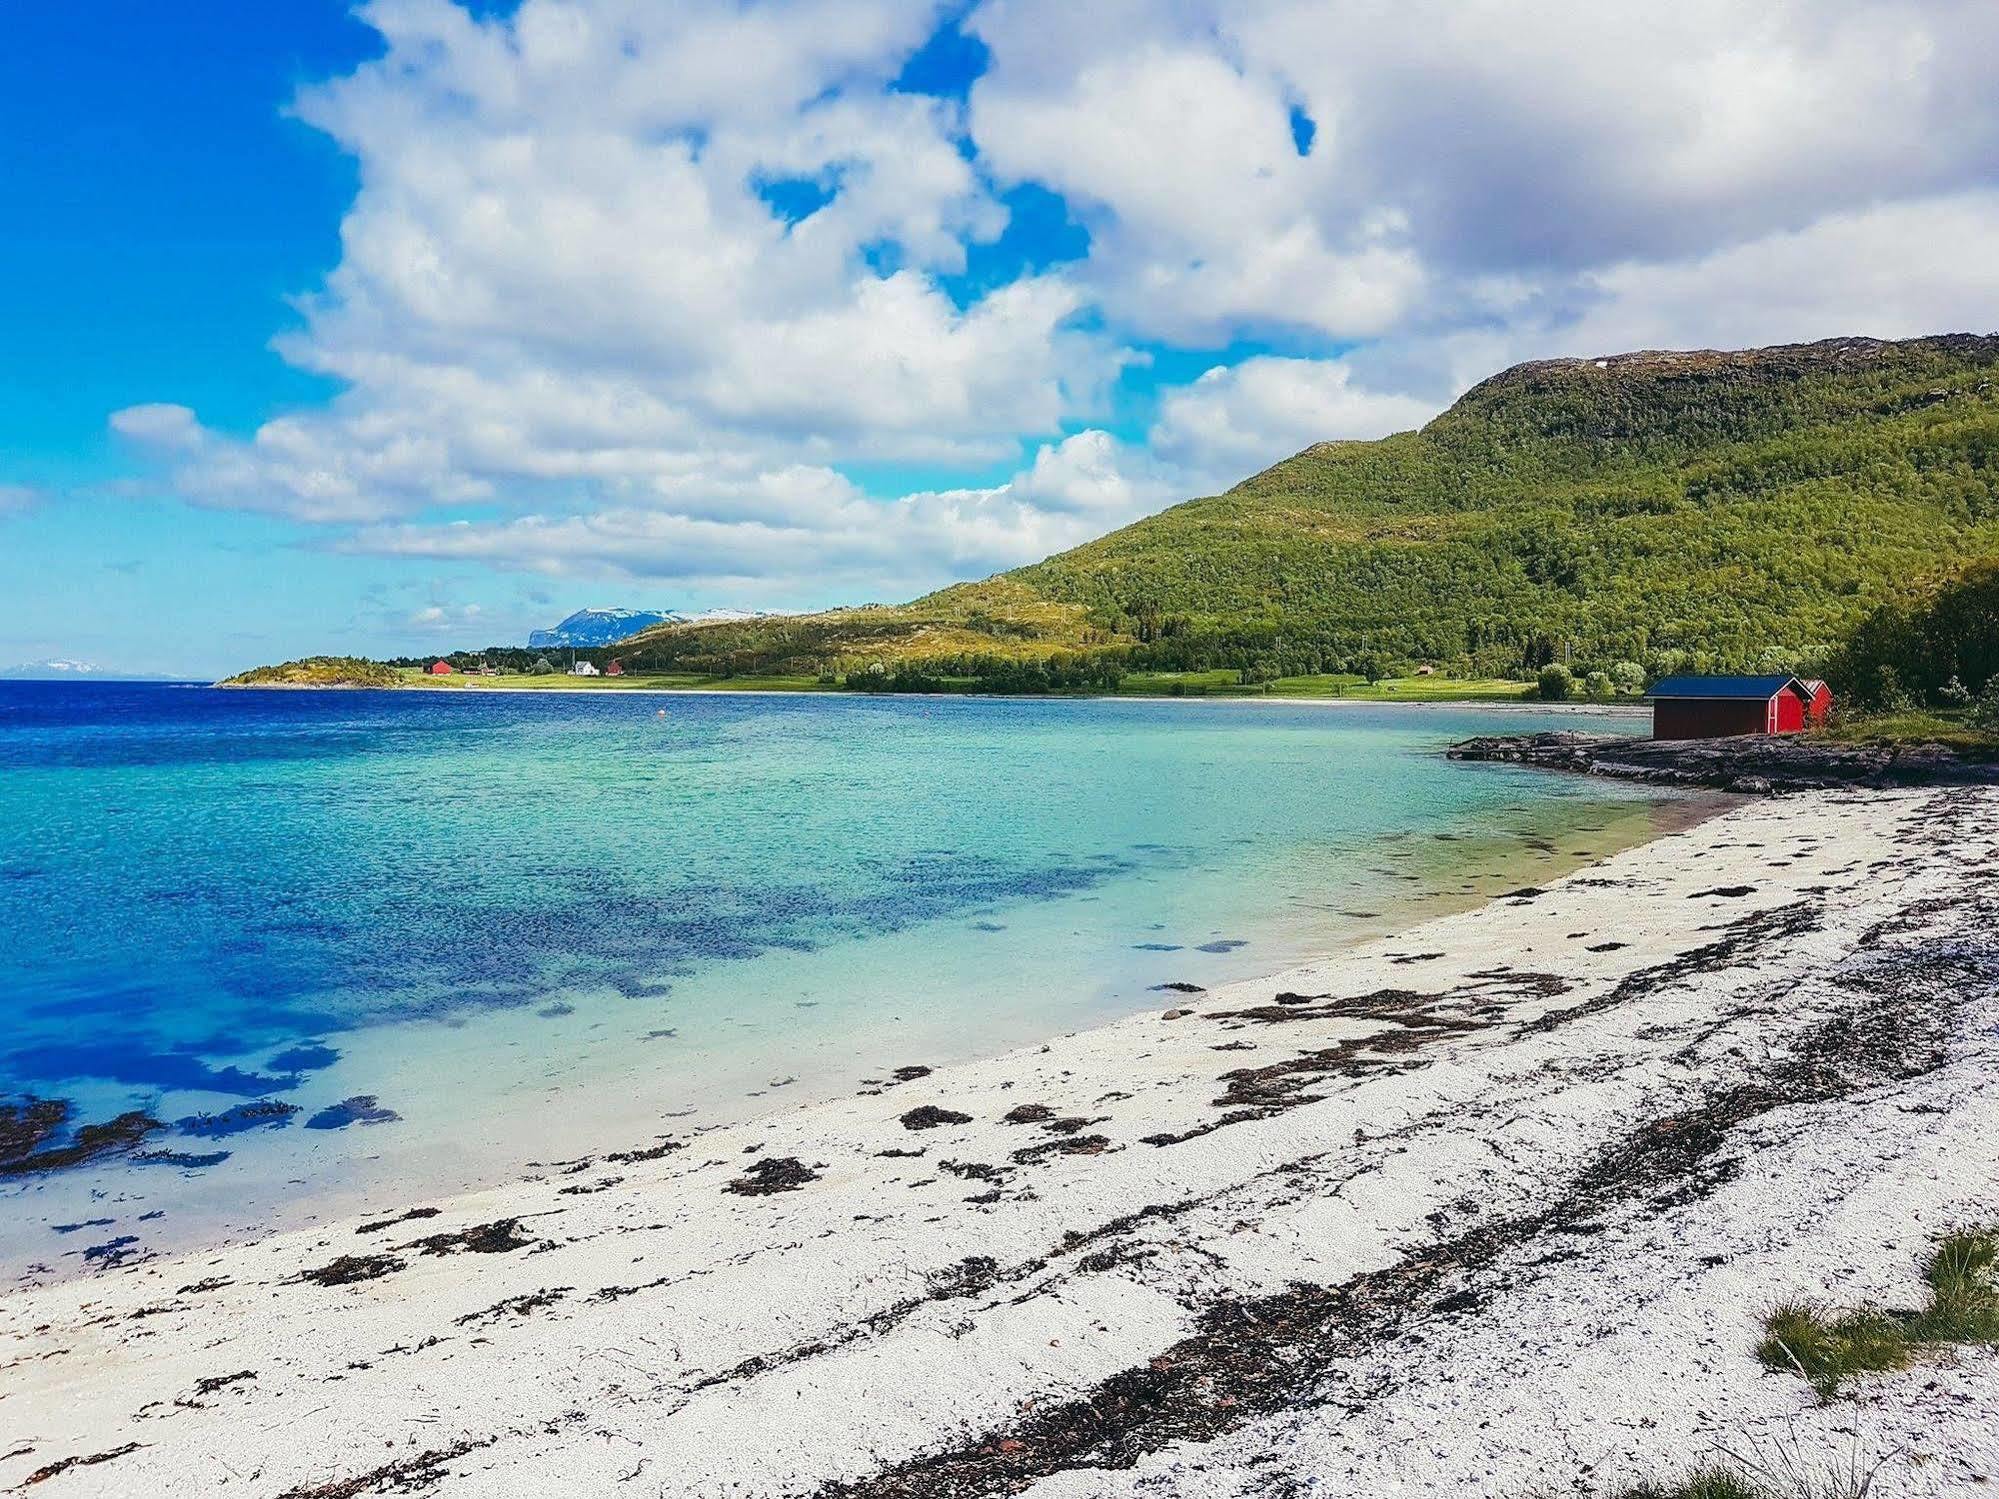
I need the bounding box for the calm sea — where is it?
[0,682,1687,1277]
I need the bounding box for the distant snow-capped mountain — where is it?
[526,607,766,649]
[1,659,103,679]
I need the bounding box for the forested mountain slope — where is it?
[619,334,1999,681]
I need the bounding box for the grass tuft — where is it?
[1757,1224,1999,1401]
[1907,1229,1999,1344]
[1620,1466,1766,1499]
[1613,1433,1898,1499]
[1754,1303,1910,1399]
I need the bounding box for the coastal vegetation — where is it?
[1613,1446,1892,1499]
[1755,1226,1999,1399]
[1811,556,1999,749]
[221,656,400,688]
[1822,557,1999,711]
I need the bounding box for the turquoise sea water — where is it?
[0,683,1684,1276]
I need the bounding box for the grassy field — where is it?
[1813,708,1999,754]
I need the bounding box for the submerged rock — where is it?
[0,1100,166,1177]
[303,1096,400,1130]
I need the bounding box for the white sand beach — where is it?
[3,786,1995,1497]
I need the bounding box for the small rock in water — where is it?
[303,1096,400,1131]
[175,1099,299,1138]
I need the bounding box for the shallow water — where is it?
[0,683,1688,1278]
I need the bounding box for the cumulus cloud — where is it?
[970,0,1999,340]
[1150,359,1436,489]
[339,433,1161,599]
[109,0,1999,599]
[109,403,205,451]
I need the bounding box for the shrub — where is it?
[1584,669,1613,701]
[1871,665,1916,713]
[1611,660,1646,695]
[1537,663,1574,700]
[1975,677,1999,732]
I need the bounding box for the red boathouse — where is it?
[1645,674,1823,740]
[428,660,453,675]
[605,659,625,676]
[1798,678,1834,726]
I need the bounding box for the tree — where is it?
[1825,559,1999,707]
[1610,660,1646,696]
[1537,663,1574,701]
[1584,669,1612,701]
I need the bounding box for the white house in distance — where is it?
[570,660,601,677]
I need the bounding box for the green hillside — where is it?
[615,333,1999,686]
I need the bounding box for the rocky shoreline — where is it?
[1448,728,1999,793]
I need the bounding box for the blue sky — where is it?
[3,0,1995,676]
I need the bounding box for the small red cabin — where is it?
[605,659,625,676]
[428,660,453,675]
[1645,674,1823,740]
[1797,678,1833,726]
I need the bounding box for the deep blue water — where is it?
[0,682,1674,1268]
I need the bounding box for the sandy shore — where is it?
[3,787,1995,1497]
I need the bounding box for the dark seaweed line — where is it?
[812,880,1995,1497]
[643,816,1937,1429]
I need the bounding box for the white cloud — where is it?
[109,404,205,451]
[0,483,40,517]
[337,434,1164,600]
[407,602,485,632]
[115,0,1115,537]
[108,0,1999,601]
[1150,359,1435,489]
[970,0,1999,340]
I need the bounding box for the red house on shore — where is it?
[1798,678,1834,726]
[1645,675,1825,739]
[427,660,454,675]
[605,659,625,676]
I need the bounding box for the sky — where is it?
[3,0,1997,677]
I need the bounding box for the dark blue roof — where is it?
[1645,674,1805,700]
